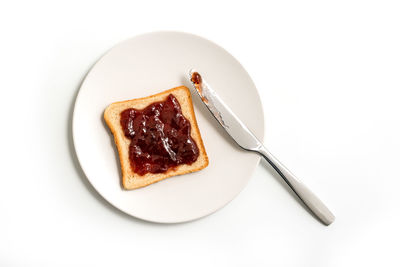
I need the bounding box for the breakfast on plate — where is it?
[104,86,208,189]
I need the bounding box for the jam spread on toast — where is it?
[120,94,199,175]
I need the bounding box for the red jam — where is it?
[191,72,202,86]
[191,71,208,103]
[120,94,199,175]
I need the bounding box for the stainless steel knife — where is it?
[189,69,335,225]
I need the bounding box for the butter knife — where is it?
[189,70,335,225]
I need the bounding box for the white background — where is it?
[1,0,399,266]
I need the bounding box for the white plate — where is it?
[73,31,264,223]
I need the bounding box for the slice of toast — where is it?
[104,86,209,190]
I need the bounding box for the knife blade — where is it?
[189,69,261,151]
[189,69,335,225]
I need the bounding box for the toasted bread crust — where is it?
[104,86,209,189]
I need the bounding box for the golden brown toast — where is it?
[104,86,208,189]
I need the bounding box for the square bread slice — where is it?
[104,86,209,190]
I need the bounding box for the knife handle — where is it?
[256,145,335,225]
